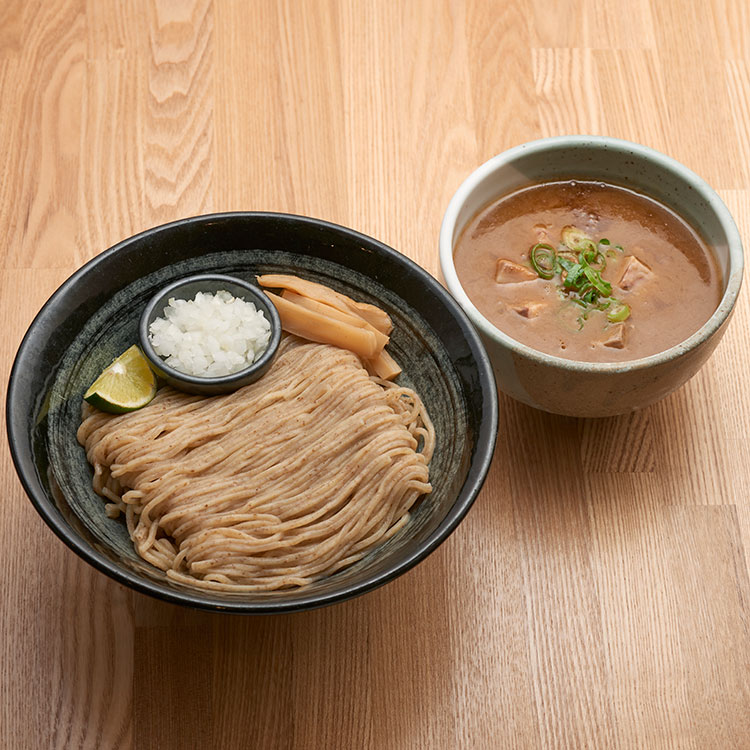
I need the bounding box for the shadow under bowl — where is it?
[7,212,498,614]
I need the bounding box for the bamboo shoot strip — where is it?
[257,274,393,334]
[264,291,381,359]
[366,348,402,380]
[281,290,391,350]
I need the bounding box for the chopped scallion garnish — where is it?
[607,301,630,322]
[583,266,612,296]
[525,225,631,330]
[564,263,585,289]
[562,225,595,254]
[530,243,556,279]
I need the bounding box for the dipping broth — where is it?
[453,180,722,362]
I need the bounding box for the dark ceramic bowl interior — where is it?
[139,273,282,395]
[7,212,498,614]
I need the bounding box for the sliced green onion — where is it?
[607,301,630,322]
[518,225,630,331]
[530,243,556,279]
[583,267,612,297]
[580,247,596,265]
[579,247,607,271]
[581,239,597,255]
[580,288,597,305]
[590,251,606,271]
[563,263,585,289]
[561,225,594,252]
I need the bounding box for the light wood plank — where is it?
[78,59,147,255]
[466,0,538,162]
[2,0,86,269]
[592,49,669,152]
[725,61,750,186]
[0,0,23,57]
[580,409,656,473]
[144,0,214,223]
[533,48,605,135]
[1,2,749,748]
[0,270,133,750]
[531,0,657,49]
[650,0,745,188]
[447,444,543,748]
[587,478,750,749]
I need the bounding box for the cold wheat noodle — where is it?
[77,337,435,592]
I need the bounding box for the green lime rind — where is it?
[83,345,157,414]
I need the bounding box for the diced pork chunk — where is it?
[495,258,537,284]
[618,255,652,291]
[512,301,545,319]
[602,323,627,349]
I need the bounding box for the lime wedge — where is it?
[84,345,157,413]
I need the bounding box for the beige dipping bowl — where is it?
[439,136,744,417]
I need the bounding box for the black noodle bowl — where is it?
[7,213,498,613]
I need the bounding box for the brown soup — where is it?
[453,180,722,362]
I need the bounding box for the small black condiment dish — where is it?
[139,273,282,395]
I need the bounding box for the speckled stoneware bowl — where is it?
[440,136,744,417]
[139,273,282,395]
[7,213,498,614]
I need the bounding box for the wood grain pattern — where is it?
[145,0,214,222]
[1,0,86,270]
[0,0,23,57]
[1,1,749,748]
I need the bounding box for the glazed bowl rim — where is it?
[439,135,744,374]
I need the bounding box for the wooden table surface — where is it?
[2,1,749,748]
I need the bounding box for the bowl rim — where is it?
[138,272,282,389]
[439,135,745,374]
[7,211,499,614]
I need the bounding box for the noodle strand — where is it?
[77,337,434,592]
